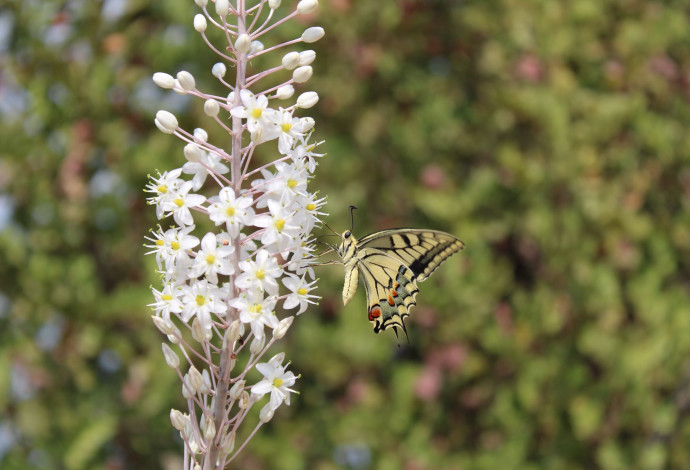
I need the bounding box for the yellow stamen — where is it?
[157,185,168,194]
[171,241,180,250]
[226,207,235,216]
[162,294,173,301]
[156,239,165,246]
[256,269,265,280]
[297,288,308,296]
[206,254,216,264]
[251,108,263,119]
[173,198,184,207]
[275,219,285,231]
[195,295,206,306]
[281,123,292,133]
[306,203,316,211]
[250,304,263,313]
[287,179,298,188]
[273,378,284,388]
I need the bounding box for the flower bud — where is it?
[282,51,300,70]
[239,391,250,409]
[194,0,207,7]
[166,324,181,345]
[215,0,229,17]
[293,66,313,83]
[188,366,204,393]
[220,432,235,457]
[250,40,264,55]
[229,380,245,400]
[155,110,178,134]
[273,316,294,339]
[296,92,318,109]
[212,62,226,78]
[201,369,212,395]
[204,99,220,117]
[177,71,196,91]
[193,128,208,142]
[250,334,265,355]
[297,0,318,15]
[152,72,175,89]
[228,320,242,343]
[298,50,316,66]
[300,117,315,132]
[302,27,325,43]
[151,315,174,335]
[268,0,281,9]
[268,352,286,366]
[235,34,251,54]
[170,409,186,431]
[193,14,207,32]
[259,403,275,423]
[275,85,294,100]
[191,315,211,340]
[182,377,192,399]
[162,343,179,368]
[202,415,216,440]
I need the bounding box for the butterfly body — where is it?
[335,228,464,335]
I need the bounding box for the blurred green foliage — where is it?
[2,0,690,469]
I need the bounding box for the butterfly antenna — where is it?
[349,205,358,233]
[323,222,341,237]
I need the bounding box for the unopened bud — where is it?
[161,343,179,369]
[275,85,294,100]
[193,14,207,32]
[268,352,286,366]
[184,144,203,163]
[300,117,315,132]
[296,92,318,109]
[202,415,216,440]
[239,391,251,409]
[250,334,265,355]
[215,0,229,17]
[155,110,178,134]
[273,316,294,339]
[282,52,300,70]
[228,320,242,343]
[250,40,264,55]
[194,0,207,7]
[193,128,208,142]
[259,403,275,423]
[167,324,181,345]
[293,66,313,83]
[235,34,251,54]
[268,0,281,9]
[188,366,203,393]
[153,72,175,89]
[298,50,316,66]
[200,369,212,395]
[152,315,174,335]
[229,380,245,400]
[297,0,318,15]
[212,62,226,78]
[170,409,186,431]
[182,376,192,399]
[302,27,325,43]
[177,71,196,91]
[204,99,220,117]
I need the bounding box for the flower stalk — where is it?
[146,1,325,468]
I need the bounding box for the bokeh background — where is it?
[2,0,690,469]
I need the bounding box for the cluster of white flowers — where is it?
[146,0,325,467]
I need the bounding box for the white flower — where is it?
[253,199,301,252]
[291,139,324,173]
[236,249,283,295]
[208,187,255,238]
[182,149,230,190]
[251,360,298,410]
[181,279,227,330]
[284,237,317,278]
[272,108,306,154]
[161,181,206,226]
[266,162,308,202]
[230,291,279,340]
[149,281,185,320]
[282,273,319,314]
[145,225,200,274]
[145,169,184,219]
[230,90,277,137]
[190,232,235,283]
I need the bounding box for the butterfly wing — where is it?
[356,248,420,334]
[358,229,464,282]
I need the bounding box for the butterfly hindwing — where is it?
[357,249,419,333]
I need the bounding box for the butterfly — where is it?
[322,207,464,338]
